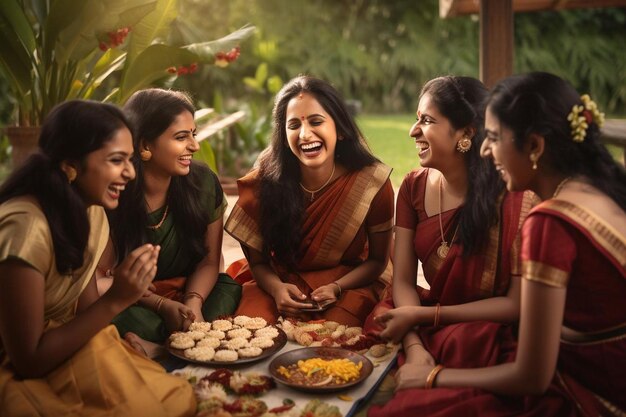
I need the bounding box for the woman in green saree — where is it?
[101,88,241,357]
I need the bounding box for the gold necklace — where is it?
[299,163,336,202]
[552,177,572,199]
[147,205,169,229]
[437,177,459,259]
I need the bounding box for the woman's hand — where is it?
[310,283,339,305]
[160,299,195,333]
[105,244,159,307]
[404,343,435,367]
[375,306,419,343]
[272,283,312,317]
[395,362,436,391]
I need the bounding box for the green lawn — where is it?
[357,113,419,189]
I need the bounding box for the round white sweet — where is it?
[184,346,215,361]
[185,330,206,341]
[238,346,263,358]
[227,328,252,339]
[224,337,248,350]
[255,326,279,339]
[189,321,212,332]
[213,349,238,362]
[206,329,226,340]
[244,317,267,330]
[211,319,233,331]
[196,337,221,349]
[169,334,195,350]
[233,315,252,327]
[249,336,274,349]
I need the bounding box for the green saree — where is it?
[112,168,241,342]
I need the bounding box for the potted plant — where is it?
[0,0,254,168]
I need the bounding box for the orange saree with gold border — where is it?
[224,163,394,325]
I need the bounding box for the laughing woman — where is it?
[225,76,394,326]
[377,72,626,416]
[103,89,241,357]
[0,101,195,416]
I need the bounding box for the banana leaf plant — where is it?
[0,0,254,126]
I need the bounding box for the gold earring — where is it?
[530,153,538,170]
[66,167,77,184]
[456,136,472,153]
[140,149,152,162]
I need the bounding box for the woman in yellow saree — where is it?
[0,101,195,416]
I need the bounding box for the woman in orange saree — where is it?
[375,72,626,416]
[225,76,394,326]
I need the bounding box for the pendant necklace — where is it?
[552,177,572,199]
[437,176,459,259]
[300,163,336,202]
[147,205,169,230]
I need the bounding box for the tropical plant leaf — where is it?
[0,0,36,53]
[118,43,196,103]
[127,0,178,62]
[182,25,255,61]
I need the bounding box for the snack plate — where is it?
[167,326,287,366]
[268,346,373,392]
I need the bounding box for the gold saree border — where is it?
[522,260,569,288]
[539,199,626,271]
[224,204,263,252]
[313,163,392,265]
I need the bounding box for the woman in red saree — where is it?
[375,72,626,416]
[363,76,536,415]
[225,76,394,326]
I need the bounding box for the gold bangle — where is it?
[184,291,205,304]
[155,295,165,314]
[425,364,444,389]
[332,282,342,298]
[433,303,441,327]
[403,342,423,351]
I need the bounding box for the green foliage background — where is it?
[169,0,625,116]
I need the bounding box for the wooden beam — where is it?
[441,0,626,17]
[480,0,513,88]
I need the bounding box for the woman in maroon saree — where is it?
[374,72,626,416]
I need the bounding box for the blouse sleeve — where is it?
[203,168,227,223]
[0,203,52,275]
[395,172,419,230]
[365,179,394,233]
[521,212,576,288]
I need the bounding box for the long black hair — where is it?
[488,71,626,211]
[421,76,504,254]
[0,100,131,275]
[109,88,214,263]
[258,75,379,268]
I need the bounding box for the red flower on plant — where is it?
[582,109,593,124]
[215,46,241,67]
[99,27,131,51]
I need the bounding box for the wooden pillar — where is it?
[479,0,514,88]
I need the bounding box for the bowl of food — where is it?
[268,347,373,392]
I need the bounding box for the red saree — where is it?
[520,199,626,414]
[369,188,626,416]
[224,163,394,325]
